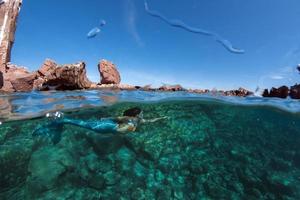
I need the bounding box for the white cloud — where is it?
[269,75,284,80]
[124,0,144,47]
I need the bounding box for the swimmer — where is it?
[33,107,167,144]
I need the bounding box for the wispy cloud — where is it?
[124,0,144,47]
[258,66,298,88]
[269,75,284,80]
[121,68,214,89]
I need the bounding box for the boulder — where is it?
[37,59,57,78]
[10,72,36,92]
[289,84,300,99]
[0,63,35,92]
[262,89,269,97]
[37,60,92,90]
[159,84,185,91]
[263,86,289,98]
[98,60,121,84]
[119,84,136,90]
[224,87,253,97]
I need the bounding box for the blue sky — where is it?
[11,0,300,90]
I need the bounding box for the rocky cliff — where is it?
[0,0,22,89]
[0,0,22,72]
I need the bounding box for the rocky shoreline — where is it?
[0,0,299,99]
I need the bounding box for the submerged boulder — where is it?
[26,146,76,196]
[98,59,121,84]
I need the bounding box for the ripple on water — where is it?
[0,90,300,122]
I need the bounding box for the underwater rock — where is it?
[26,146,76,196]
[264,174,296,196]
[262,86,289,98]
[115,147,136,172]
[0,135,33,190]
[0,0,23,73]
[98,59,121,84]
[103,171,121,186]
[89,174,105,189]
[289,84,300,99]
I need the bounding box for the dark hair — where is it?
[123,107,142,117]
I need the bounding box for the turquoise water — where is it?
[0,91,300,199]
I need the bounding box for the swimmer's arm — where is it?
[141,116,168,124]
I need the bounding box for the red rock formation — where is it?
[0,71,3,88]
[262,86,289,99]
[159,84,185,92]
[36,59,92,90]
[0,98,12,120]
[224,87,253,97]
[1,63,35,92]
[37,59,57,78]
[289,84,300,99]
[98,60,121,84]
[0,0,22,73]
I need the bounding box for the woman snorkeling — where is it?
[33,107,167,144]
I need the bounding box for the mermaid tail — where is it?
[33,112,118,144]
[32,112,64,144]
[62,118,118,133]
[32,121,63,144]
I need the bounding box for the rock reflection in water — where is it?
[0,98,12,120]
[100,94,118,104]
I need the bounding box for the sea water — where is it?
[0,91,300,199]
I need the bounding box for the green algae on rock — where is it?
[0,100,300,199]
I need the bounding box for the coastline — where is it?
[0,0,299,99]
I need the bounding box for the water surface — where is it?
[0,91,300,199]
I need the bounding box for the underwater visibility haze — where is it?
[0,91,300,199]
[1,0,300,199]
